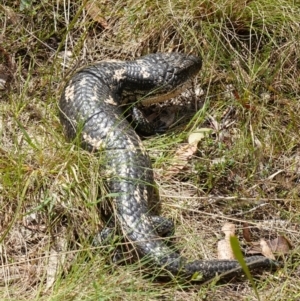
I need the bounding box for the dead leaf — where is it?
[85,1,108,28]
[163,143,197,179]
[247,241,262,255]
[268,236,293,254]
[46,248,59,290]
[23,212,45,231]
[242,222,252,243]
[46,235,68,290]
[260,239,275,260]
[163,128,213,178]
[218,223,236,260]
[218,239,235,260]
[188,128,212,145]
[57,50,74,68]
[222,223,236,238]
[247,236,292,256]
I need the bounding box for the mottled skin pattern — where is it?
[59,53,276,280]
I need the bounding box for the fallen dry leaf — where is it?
[163,128,212,178]
[242,222,252,243]
[163,143,197,179]
[222,223,236,238]
[218,223,236,260]
[57,50,74,68]
[268,236,293,254]
[188,128,212,145]
[260,239,276,260]
[46,235,68,290]
[46,248,59,290]
[247,236,292,256]
[218,239,235,260]
[85,1,108,28]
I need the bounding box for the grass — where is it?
[1,0,300,300]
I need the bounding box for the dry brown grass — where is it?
[0,0,300,300]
